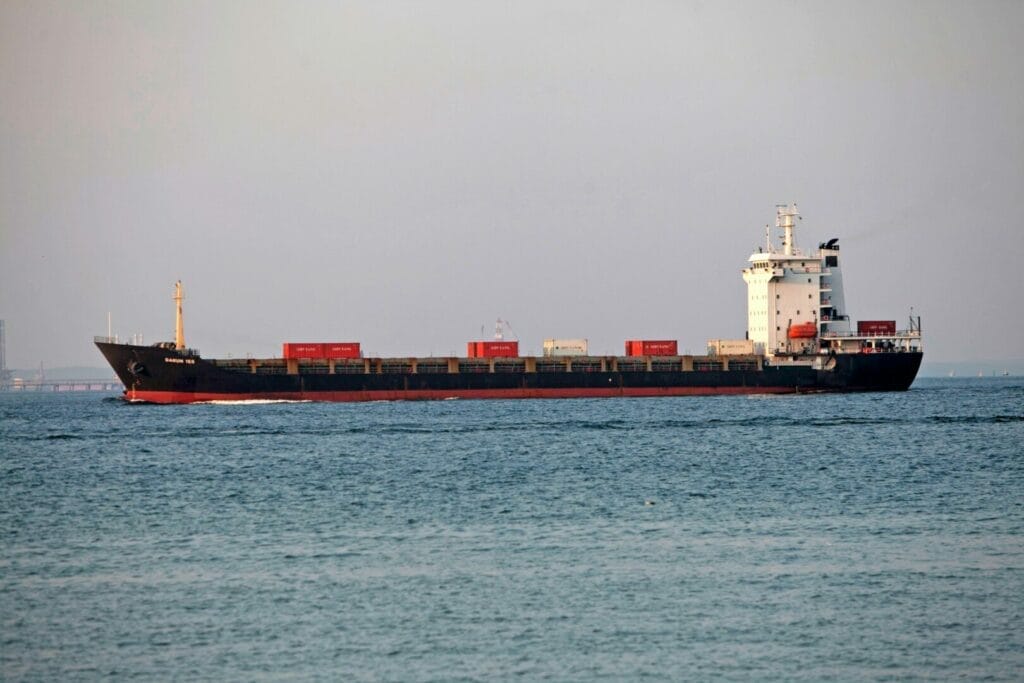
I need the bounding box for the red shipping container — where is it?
[283,343,326,359]
[483,341,518,357]
[625,340,678,356]
[323,342,361,359]
[857,320,896,336]
[467,340,519,358]
[643,340,678,356]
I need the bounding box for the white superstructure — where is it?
[742,204,921,358]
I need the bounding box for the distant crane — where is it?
[0,319,10,387]
[494,318,518,341]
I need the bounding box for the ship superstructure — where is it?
[94,205,923,403]
[743,203,921,358]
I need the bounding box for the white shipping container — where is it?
[542,338,588,357]
[707,339,755,356]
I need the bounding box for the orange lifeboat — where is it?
[788,322,818,339]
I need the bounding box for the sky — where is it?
[1,0,1022,369]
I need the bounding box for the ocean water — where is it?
[2,378,1023,681]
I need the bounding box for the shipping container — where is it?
[323,342,361,359]
[283,342,361,359]
[542,338,588,357]
[624,339,678,356]
[282,343,325,359]
[482,341,519,358]
[707,339,755,356]
[467,340,519,358]
[857,320,896,336]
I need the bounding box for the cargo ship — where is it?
[95,204,923,403]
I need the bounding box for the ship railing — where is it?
[820,329,921,339]
[94,336,201,356]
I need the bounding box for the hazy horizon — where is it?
[3,1,1022,368]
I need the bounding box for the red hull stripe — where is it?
[125,386,800,404]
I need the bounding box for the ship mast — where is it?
[776,203,799,255]
[174,280,185,350]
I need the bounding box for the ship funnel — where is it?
[174,280,185,350]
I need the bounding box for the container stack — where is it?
[542,338,588,357]
[466,341,519,358]
[707,339,755,356]
[624,340,678,356]
[857,320,896,336]
[282,342,361,359]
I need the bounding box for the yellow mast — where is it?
[174,280,185,350]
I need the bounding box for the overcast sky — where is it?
[2,0,1022,368]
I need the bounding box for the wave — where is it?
[233,413,1024,436]
[14,413,1022,443]
[925,415,1024,424]
[195,399,314,405]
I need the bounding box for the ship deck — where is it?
[208,354,766,376]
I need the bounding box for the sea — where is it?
[2,377,1022,681]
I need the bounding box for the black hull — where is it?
[95,342,922,403]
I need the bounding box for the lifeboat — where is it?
[788,322,818,339]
